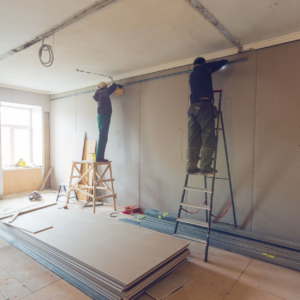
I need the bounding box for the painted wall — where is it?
[50,41,300,243]
[0,88,51,195]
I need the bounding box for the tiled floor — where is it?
[1,192,300,299]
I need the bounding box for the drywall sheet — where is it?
[254,42,300,242]
[15,206,189,285]
[145,273,191,300]
[187,52,257,230]
[140,73,189,215]
[2,215,53,233]
[75,82,141,206]
[50,96,76,188]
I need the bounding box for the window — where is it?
[1,104,32,166]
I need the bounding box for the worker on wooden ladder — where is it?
[186,57,228,175]
[93,81,123,162]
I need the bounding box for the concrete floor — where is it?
[0,191,300,300]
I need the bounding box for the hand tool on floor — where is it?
[58,206,68,209]
[0,286,9,300]
[28,191,42,201]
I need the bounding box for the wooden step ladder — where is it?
[66,160,116,213]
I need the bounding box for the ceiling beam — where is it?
[185,0,243,51]
[0,0,117,61]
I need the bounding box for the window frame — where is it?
[1,105,33,166]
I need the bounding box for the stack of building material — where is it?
[119,209,300,272]
[0,206,189,300]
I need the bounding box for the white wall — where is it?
[0,87,51,195]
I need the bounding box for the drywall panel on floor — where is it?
[140,74,189,214]
[186,53,257,231]
[254,42,300,243]
[50,96,76,189]
[72,82,140,206]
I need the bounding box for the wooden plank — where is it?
[64,140,73,184]
[38,166,54,191]
[0,203,57,221]
[2,215,53,234]
[3,168,42,195]
[8,211,20,223]
[80,140,97,201]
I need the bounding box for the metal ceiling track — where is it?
[0,0,117,61]
[185,0,243,51]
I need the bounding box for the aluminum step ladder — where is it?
[174,90,237,262]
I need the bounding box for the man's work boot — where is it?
[199,167,218,176]
[187,167,201,175]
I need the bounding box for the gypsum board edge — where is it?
[0,227,125,292]
[2,223,190,289]
[122,250,190,293]
[0,231,123,299]
[0,227,125,296]
[0,226,187,296]
[0,223,126,286]
[0,231,118,300]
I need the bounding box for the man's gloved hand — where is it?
[118,84,123,89]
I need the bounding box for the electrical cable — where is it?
[39,37,54,67]
[76,69,114,83]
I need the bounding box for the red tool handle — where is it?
[214,90,223,93]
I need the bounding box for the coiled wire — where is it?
[39,38,54,67]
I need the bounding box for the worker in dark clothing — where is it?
[93,81,123,162]
[187,57,228,175]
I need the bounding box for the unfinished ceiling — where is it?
[1,0,300,94]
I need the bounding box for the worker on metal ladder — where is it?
[174,57,237,263]
[186,57,228,175]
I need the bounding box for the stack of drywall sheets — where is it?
[0,206,189,300]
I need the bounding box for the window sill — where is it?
[2,166,42,171]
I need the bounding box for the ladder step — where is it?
[177,218,209,228]
[174,233,207,244]
[180,202,210,210]
[183,186,212,193]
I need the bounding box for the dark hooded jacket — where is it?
[189,59,228,104]
[93,83,118,115]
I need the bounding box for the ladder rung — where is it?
[177,218,209,228]
[174,233,206,244]
[180,202,210,210]
[183,186,212,193]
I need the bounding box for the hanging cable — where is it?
[76,69,114,84]
[39,36,54,67]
